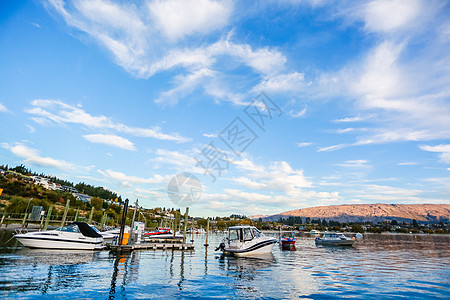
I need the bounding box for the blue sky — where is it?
[1,0,449,217]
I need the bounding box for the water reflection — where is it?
[108,251,140,299]
[0,232,448,299]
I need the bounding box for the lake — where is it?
[0,230,449,299]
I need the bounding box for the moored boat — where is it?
[280,231,296,250]
[315,232,355,246]
[215,225,277,257]
[14,222,104,250]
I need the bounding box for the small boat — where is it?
[14,222,104,250]
[280,231,296,250]
[315,232,355,246]
[309,230,321,237]
[143,228,183,239]
[215,225,277,257]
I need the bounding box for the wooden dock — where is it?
[109,242,194,252]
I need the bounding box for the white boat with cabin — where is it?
[14,222,104,250]
[314,232,355,246]
[216,225,277,257]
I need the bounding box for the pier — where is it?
[108,242,194,252]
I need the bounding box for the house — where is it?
[72,193,91,202]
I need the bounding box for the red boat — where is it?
[280,232,296,250]
[143,227,171,236]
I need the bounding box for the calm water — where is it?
[0,231,449,299]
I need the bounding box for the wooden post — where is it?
[129,200,138,244]
[74,209,79,222]
[44,206,53,230]
[191,222,194,243]
[61,199,70,227]
[118,198,129,248]
[204,218,210,247]
[39,212,45,230]
[173,213,180,239]
[88,207,94,224]
[100,212,105,229]
[183,207,189,244]
[21,213,28,229]
[0,214,4,228]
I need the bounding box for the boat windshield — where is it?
[229,229,240,240]
[58,224,80,233]
[243,228,253,241]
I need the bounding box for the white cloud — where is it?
[334,117,363,123]
[98,169,169,185]
[148,0,232,41]
[83,134,136,151]
[0,103,9,113]
[336,159,369,168]
[363,0,421,33]
[288,107,307,118]
[397,162,417,166]
[2,143,75,170]
[337,128,355,134]
[296,142,313,148]
[254,72,306,93]
[317,144,347,152]
[203,133,218,138]
[420,144,450,164]
[233,158,312,194]
[26,99,190,143]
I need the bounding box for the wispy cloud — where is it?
[288,107,307,118]
[26,99,190,143]
[0,103,9,113]
[2,143,76,170]
[83,134,136,151]
[397,162,417,166]
[98,169,169,185]
[296,142,313,148]
[336,159,369,168]
[148,0,232,41]
[333,117,363,123]
[420,144,450,164]
[317,144,347,152]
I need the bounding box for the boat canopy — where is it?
[63,222,102,238]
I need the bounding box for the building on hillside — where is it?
[72,193,91,202]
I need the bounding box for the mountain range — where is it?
[250,204,450,223]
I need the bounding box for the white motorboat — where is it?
[215,225,277,257]
[315,232,355,246]
[90,225,117,244]
[14,222,104,250]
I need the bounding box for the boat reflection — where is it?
[218,253,276,276]
[17,248,98,265]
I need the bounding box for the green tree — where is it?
[90,197,103,210]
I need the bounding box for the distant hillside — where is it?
[252,204,450,223]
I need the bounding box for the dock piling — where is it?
[60,200,70,227]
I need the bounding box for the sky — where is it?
[0,0,449,217]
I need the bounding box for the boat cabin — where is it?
[228,226,262,242]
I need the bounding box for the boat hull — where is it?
[315,239,355,246]
[225,239,277,257]
[15,235,104,250]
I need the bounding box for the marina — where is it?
[1,231,449,299]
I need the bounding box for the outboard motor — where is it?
[215,242,225,251]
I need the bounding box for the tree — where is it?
[412,219,419,228]
[391,219,398,226]
[90,197,103,210]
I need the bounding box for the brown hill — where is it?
[256,204,450,223]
